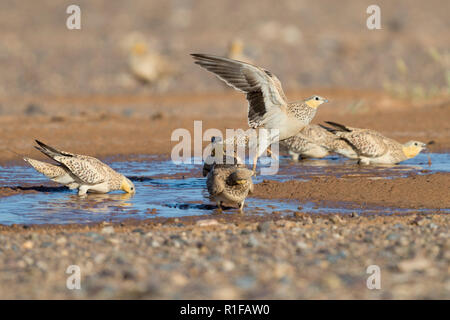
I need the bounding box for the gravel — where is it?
[0,213,448,299]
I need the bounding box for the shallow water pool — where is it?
[0,152,448,225]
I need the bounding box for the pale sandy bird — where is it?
[322,122,427,165]
[127,39,176,87]
[24,140,135,196]
[206,164,254,211]
[227,39,253,64]
[281,124,350,160]
[191,54,328,171]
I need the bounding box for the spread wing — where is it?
[191,53,288,128]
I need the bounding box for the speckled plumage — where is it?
[323,122,426,164]
[23,157,79,189]
[25,140,135,195]
[206,164,254,210]
[281,124,349,159]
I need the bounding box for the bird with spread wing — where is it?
[191,53,328,171]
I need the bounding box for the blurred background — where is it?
[0,0,449,101]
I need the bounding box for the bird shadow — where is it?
[8,185,69,193]
[128,176,154,182]
[165,203,236,211]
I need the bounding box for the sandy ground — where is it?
[0,213,448,299]
[0,90,449,165]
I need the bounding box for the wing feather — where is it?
[341,133,388,158]
[206,170,225,196]
[192,54,287,128]
[54,156,106,185]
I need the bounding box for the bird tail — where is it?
[323,121,352,133]
[318,124,338,134]
[34,140,72,160]
[23,157,44,170]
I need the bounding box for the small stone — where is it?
[330,215,344,224]
[398,257,431,272]
[387,233,400,241]
[171,273,188,286]
[108,238,120,245]
[246,235,259,248]
[56,237,67,245]
[150,240,160,248]
[222,260,235,272]
[235,276,255,289]
[40,242,53,248]
[22,241,33,249]
[24,103,45,115]
[296,241,308,250]
[257,221,271,232]
[196,219,219,227]
[350,212,360,218]
[101,226,115,235]
[36,261,48,271]
[132,228,144,234]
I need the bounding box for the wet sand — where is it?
[254,172,450,209]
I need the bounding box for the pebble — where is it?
[222,260,235,272]
[22,241,33,249]
[101,226,115,235]
[246,235,259,248]
[196,219,219,227]
[56,237,67,245]
[257,221,272,232]
[149,240,160,248]
[295,241,308,250]
[398,257,431,272]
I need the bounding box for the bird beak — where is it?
[323,99,329,103]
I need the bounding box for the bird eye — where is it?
[414,143,418,146]
[315,97,319,101]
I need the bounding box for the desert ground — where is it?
[0,0,449,299]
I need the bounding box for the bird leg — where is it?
[288,150,300,161]
[252,153,258,174]
[238,201,245,212]
[78,185,89,196]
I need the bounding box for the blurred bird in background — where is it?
[121,32,177,91]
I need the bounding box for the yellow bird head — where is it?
[305,95,329,109]
[402,141,426,159]
[132,42,148,56]
[229,39,244,56]
[121,176,136,194]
